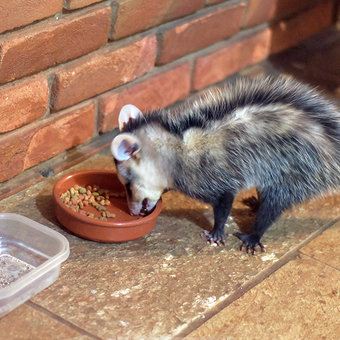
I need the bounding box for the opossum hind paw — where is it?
[202,230,226,247]
[233,232,265,255]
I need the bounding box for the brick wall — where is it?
[0,0,336,184]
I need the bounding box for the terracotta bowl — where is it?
[53,170,162,243]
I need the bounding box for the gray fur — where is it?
[112,76,340,252]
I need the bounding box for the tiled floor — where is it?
[2,26,340,339]
[185,225,340,339]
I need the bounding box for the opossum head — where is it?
[111,105,166,216]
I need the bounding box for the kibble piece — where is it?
[70,188,75,197]
[106,212,116,218]
[71,198,79,205]
[79,187,86,194]
[70,204,79,212]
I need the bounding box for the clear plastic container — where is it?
[0,213,70,318]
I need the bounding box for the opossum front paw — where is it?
[233,232,265,254]
[202,230,226,247]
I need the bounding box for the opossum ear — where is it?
[111,133,141,161]
[119,104,143,131]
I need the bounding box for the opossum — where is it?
[111,76,340,253]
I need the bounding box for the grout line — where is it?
[25,300,103,340]
[175,216,340,339]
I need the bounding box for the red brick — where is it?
[244,0,312,28]
[0,75,49,133]
[98,62,191,133]
[23,102,95,170]
[51,36,157,111]
[64,0,102,10]
[0,130,34,183]
[269,0,334,55]
[193,29,271,90]
[157,3,246,65]
[0,5,111,84]
[0,101,95,182]
[113,0,205,39]
[0,0,63,34]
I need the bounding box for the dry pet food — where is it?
[60,184,125,219]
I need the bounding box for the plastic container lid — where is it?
[0,213,70,318]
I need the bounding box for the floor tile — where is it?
[185,255,340,340]
[300,220,340,269]
[0,303,90,340]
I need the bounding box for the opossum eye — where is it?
[111,133,141,161]
[119,104,143,131]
